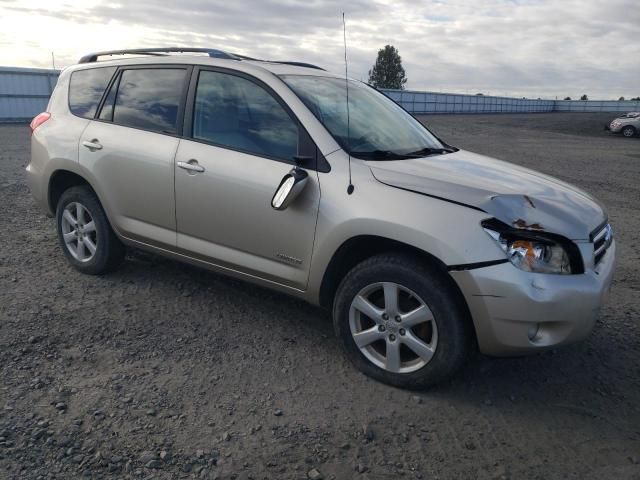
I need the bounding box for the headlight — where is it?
[482,221,574,274]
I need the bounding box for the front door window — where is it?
[192,70,299,162]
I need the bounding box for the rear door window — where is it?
[68,67,116,118]
[111,68,187,134]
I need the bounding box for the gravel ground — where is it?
[1,113,639,480]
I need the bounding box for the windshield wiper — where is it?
[351,146,457,160]
[405,146,456,156]
[350,150,419,160]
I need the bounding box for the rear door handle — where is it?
[177,160,205,173]
[82,139,102,151]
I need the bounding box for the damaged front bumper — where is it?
[450,240,616,356]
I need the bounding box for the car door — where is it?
[79,66,190,248]
[174,68,321,290]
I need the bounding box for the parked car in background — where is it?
[606,112,639,137]
[27,48,616,389]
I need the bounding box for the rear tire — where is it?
[622,125,636,137]
[333,253,473,389]
[56,186,125,275]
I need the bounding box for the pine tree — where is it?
[368,45,407,90]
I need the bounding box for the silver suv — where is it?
[27,48,615,388]
[606,112,639,137]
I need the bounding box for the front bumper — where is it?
[451,240,616,356]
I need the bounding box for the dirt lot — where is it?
[1,113,639,480]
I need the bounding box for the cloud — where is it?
[0,0,637,99]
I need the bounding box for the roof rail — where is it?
[231,54,324,70]
[78,48,241,64]
[78,47,325,71]
[268,61,324,71]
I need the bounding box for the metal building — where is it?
[0,66,59,123]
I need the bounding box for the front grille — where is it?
[592,223,613,266]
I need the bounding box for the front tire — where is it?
[621,125,636,137]
[333,253,473,389]
[56,186,125,275]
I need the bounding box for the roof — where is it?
[65,53,342,80]
[73,47,340,78]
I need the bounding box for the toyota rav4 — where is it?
[27,48,616,389]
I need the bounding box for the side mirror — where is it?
[271,167,309,210]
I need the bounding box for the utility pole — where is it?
[51,51,56,70]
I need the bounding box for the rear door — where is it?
[79,66,190,248]
[174,68,321,289]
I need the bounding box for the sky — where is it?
[0,0,638,100]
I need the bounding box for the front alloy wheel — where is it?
[333,253,472,389]
[349,282,438,373]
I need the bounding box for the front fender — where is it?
[305,159,503,304]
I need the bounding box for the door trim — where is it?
[119,233,306,295]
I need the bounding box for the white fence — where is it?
[381,89,640,114]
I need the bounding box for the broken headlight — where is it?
[482,221,574,274]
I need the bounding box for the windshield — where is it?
[280,75,446,159]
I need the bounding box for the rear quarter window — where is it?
[68,67,116,119]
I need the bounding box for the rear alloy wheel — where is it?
[622,125,636,137]
[60,202,98,263]
[56,186,125,274]
[334,253,473,389]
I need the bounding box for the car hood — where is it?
[368,149,606,240]
[614,117,639,123]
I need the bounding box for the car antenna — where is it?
[343,12,354,195]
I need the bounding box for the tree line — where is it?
[563,95,640,101]
[367,45,639,102]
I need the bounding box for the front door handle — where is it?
[177,160,205,173]
[82,139,102,151]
